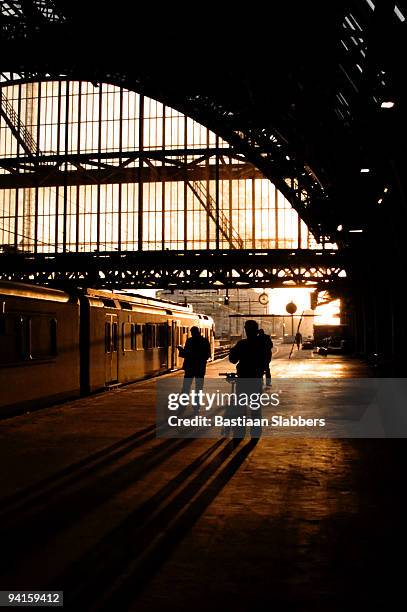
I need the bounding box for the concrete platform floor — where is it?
[0,346,405,611]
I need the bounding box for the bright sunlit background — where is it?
[136,287,341,326]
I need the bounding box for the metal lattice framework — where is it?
[0,78,327,264]
[0,0,406,291]
[0,249,348,289]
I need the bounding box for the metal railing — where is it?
[0,89,39,157]
[187,180,244,250]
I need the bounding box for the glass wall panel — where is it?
[0,79,329,254]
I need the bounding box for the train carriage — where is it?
[0,282,215,415]
[0,282,81,416]
[82,289,214,392]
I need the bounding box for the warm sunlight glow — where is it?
[266,288,341,328]
[314,298,341,325]
[267,288,312,314]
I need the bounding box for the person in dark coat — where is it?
[295,331,303,350]
[229,320,266,437]
[178,326,211,400]
[229,320,265,379]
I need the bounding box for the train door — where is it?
[171,320,180,369]
[105,314,119,384]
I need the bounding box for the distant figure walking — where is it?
[229,320,266,437]
[295,331,303,350]
[178,326,211,409]
[259,328,273,386]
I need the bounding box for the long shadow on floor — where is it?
[0,424,156,513]
[0,434,196,579]
[55,438,258,610]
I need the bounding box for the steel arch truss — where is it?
[0,71,330,242]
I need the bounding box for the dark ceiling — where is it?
[1,0,407,247]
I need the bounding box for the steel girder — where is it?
[0,249,348,290]
[0,149,265,189]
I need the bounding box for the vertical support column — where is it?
[161,105,166,250]
[183,115,187,250]
[14,83,22,251]
[207,129,211,249]
[55,80,62,252]
[297,180,302,249]
[75,81,82,252]
[373,288,379,354]
[361,291,367,356]
[34,83,41,253]
[22,84,32,251]
[228,153,233,249]
[252,178,256,249]
[97,83,103,252]
[274,184,279,248]
[63,81,70,253]
[118,87,123,252]
[137,94,144,251]
[215,135,220,250]
[390,292,395,361]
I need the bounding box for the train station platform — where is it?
[0,347,404,610]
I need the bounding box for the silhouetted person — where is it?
[295,331,302,350]
[229,320,265,437]
[259,328,273,386]
[229,320,266,379]
[178,326,211,411]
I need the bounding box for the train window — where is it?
[143,323,155,349]
[112,323,118,352]
[0,315,26,364]
[131,324,136,350]
[102,299,116,308]
[151,324,156,348]
[30,316,57,360]
[0,315,59,363]
[157,323,168,348]
[105,323,111,353]
[122,322,133,351]
[136,324,143,350]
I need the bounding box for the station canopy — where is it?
[0,0,406,249]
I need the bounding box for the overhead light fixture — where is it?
[285,155,291,161]
[337,224,343,231]
[384,187,389,193]
[360,168,370,173]
[381,101,395,109]
[394,5,405,22]
[378,198,383,204]
[349,229,363,233]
